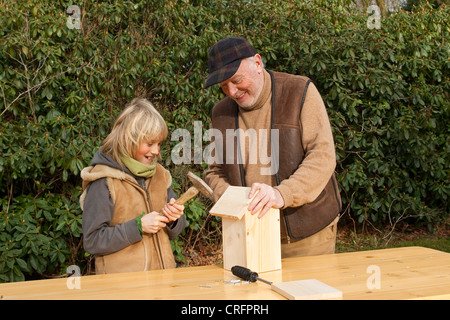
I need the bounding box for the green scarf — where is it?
[120,155,157,178]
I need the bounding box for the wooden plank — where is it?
[222,208,281,273]
[276,247,450,300]
[255,208,281,273]
[271,279,343,300]
[222,216,246,270]
[0,247,448,300]
[209,186,252,220]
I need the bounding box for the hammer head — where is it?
[187,171,213,199]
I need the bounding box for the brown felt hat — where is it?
[205,37,257,88]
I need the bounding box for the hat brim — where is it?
[204,59,242,88]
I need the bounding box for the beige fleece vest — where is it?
[80,163,176,274]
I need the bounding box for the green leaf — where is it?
[16,258,29,271]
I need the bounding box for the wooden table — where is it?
[1,247,449,300]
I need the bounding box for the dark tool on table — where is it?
[231,265,343,300]
[231,265,273,285]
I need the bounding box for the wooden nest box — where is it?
[209,186,281,273]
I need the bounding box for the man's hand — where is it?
[247,183,284,218]
[161,198,184,222]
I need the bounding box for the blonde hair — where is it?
[102,98,168,165]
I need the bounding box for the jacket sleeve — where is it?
[82,178,143,256]
[274,83,336,208]
[205,162,231,203]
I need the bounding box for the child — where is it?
[80,98,185,274]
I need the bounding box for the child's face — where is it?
[135,139,161,165]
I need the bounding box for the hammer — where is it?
[160,171,213,214]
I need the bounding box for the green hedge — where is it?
[0,0,448,281]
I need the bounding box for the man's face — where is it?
[219,54,264,109]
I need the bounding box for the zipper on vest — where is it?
[141,178,166,269]
[154,233,165,269]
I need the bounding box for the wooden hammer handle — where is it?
[174,186,199,205]
[159,187,199,217]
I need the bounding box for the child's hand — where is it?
[161,198,184,222]
[141,212,169,234]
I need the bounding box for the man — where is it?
[204,37,342,258]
